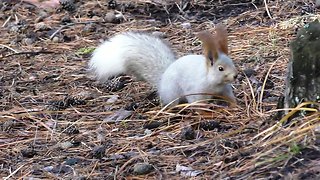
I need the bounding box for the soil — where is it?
[1,0,320,179]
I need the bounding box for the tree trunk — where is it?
[283,20,320,115]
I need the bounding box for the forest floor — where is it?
[1,0,320,179]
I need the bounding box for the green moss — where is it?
[289,142,302,155]
[76,47,96,56]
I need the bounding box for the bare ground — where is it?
[0,0,320,179]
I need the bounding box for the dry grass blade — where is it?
[252,102,319,141]
[263,0,273,19]
[258,58,279,113]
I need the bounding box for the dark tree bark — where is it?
[283,20,320,115]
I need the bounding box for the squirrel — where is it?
[88,25,238,107]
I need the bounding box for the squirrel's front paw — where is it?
[229,100,237,108]
[223,96,237,108]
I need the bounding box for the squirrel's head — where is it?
[197,25,238,84]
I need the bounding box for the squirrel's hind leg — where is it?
[158,85,182,107]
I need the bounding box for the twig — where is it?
[0,44,19,53]
[259,58,279,112]
[87,160,99,179]
[4,163,27,180]
[264,0,273,19]
[49,21,101,40]
[116,155,142,177]
[3,50,56,58]
[2,15,12,27]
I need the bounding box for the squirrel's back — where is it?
[88,32,176,87]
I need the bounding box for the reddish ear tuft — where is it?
[197,24,229,64]
[214,24,229,55]
[196,31,219,64]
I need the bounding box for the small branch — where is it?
[0,44,19,53]
[4,163,28,180]
[264,0,273,19]
[3,50,57,58]
[2,15,12,27]
[49,21,101,40]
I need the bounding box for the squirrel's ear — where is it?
[215,24,229,55]
[197,31,219,65]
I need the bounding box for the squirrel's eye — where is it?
[218,66,224,71]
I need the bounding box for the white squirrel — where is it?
[88,25,238,106]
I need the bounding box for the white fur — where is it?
[88,34,128,81]
[159,54,236,105]
[88,32,175,84]
[88,32,237,106]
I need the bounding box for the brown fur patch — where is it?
[196,24,229,70]
[214,25,229,55]
[196,31,219,65]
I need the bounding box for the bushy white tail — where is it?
[88,32,176,87]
